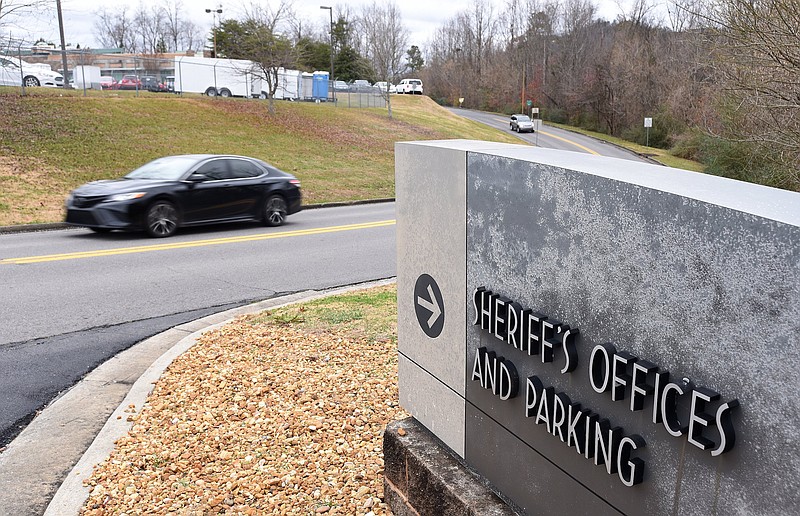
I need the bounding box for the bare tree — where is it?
[240,0,297,114]
[95,2,201,53]
[162,0,200,52]
[133,3,166,54]
[666,0,706,31]
[94,6,135,51]
[700,0,800,172]
[360,1,409,118]
[613,0,660,25]
[548,0,601,118]
[0,0,49,33]
[423,0,500,108]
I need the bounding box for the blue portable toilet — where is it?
[312,71,329,100]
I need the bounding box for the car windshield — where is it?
[517,115,531,122]
[125,156,198,180]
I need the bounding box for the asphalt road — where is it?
[0,118,645,449]
[446,107,650,162]
[0,203,396,446]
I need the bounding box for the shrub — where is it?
[672,129,798,191]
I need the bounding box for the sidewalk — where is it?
[0,279,395,516]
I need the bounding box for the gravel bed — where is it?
[82,286,406,515]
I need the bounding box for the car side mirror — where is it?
[186,172,207,183]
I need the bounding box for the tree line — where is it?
[422,0,798,190]
[88,0,796,189]
[90,0,419,116]
[93,1,201,54]
[2,0,795,188]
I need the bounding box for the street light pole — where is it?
[205,5,223,57]
[320,5,334,101]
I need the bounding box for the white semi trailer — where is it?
[174,56,265,98]
[274,68,302,100]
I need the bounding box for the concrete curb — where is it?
[0,279,394,516]
[0,198,396,235]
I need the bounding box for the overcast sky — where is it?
[5,0,636,51]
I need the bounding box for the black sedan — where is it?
[65,154,302,237]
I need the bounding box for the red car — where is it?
[99,76,117,90]
[117,75,142,90]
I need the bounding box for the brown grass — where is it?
[0,89,522,225]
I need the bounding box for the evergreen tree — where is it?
[296,36,332,72]
[406,45,424,72]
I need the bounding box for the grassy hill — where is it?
[0,88,522,226]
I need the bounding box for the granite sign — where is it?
[395,140,800,515]
[470,286,738,488]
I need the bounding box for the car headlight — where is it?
[108,192,147,202]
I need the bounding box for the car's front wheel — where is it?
[145,201,179,238]
[263,195,287,227]
[23,76,40,87]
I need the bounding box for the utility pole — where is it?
[521,61,526,114]
[56,0,70,89]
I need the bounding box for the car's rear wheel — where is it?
[205,87,217,97]
[23,76,40,87]
[145,201,179,238]
[263,195,287,227]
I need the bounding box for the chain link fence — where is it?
[1,41,388,109]
[331,83,387,109]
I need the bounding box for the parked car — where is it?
[141,75,168,92]
[510,114,535,133]
[117,75,142,90]
[0,55,63,87]
[373,81,396,94]
[352,79,373,92]
[333,80,348,91]
[99,76,117,89]
[65,154,303,238]
[396,78,423,95]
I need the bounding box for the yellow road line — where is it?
[493,116,600,155]
[1,219,396,265]
[538,130,600,155]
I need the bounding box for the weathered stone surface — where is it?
[395,140,800,515]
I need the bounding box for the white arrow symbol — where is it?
[417,284,442,330]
